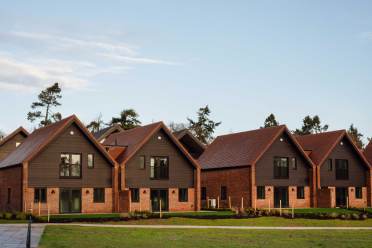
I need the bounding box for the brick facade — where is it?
[201,167,251,209]
[130,188,151,212]
[168,188,195,211]
[0,166,23,212]
[82,188,113,213]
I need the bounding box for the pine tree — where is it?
[263,113,279,128]
[110,109,141,130]
[294,115,329,135]
[187,105,221,144]
[87,114,105,133]
[347,124,364,149]
[27,83,62,127]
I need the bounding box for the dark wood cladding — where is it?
[320,137,367,187]
[0,133,27,161]
[28,123,112,188]
[255,133,310,186]
[0,166,22,211]
[125,129,194,188]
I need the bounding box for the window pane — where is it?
[60,154,70,177]
[93,188,105,203]
[88,154,94,168]
[257,186,265,199]
[34,188,40,203]
[150,157,168,179]
[150,158,155,178]
[71,154,81,177]
[179,188,188,202]
[297,187,305,199]
[274,157,289,179]
[131,188,140,202]
[292,158,297,170]
[336,159,349,180]
[201,187,207,200]
[139,156,145,169]
[220,186,227,200]
[327,159,333,171]
[355,187,362,199]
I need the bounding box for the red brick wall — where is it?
[348,187,368,208]
[0,166,23,212]
[168,188,195,211]
[201,167,251,209]
[82,188,113,213]
[24,188,59,215]
[129,188,151,212]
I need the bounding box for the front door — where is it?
[151,189,168,212]
[336,187,348,207]
[274,187,289,208]
[60,189,82,213]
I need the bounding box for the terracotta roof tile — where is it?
[295,130,345,166]
[198,125,288,170]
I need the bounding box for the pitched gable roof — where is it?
[0,126,29,147]
[296,130,371,169]
[363,141,372,165]
[103,122,200,169]
[198,125,313,170]
[0,115,116,169]
[93,124,124,142]
[173,129,206,159]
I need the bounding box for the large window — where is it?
[60,153,82,178]
[335,159,349,180]
[87,154,94,169]
[93,188,105,203]
[34,188,47,203]
[257,186,265,199]
[201,187,207,200]
[179,188,188,202]
[355,187,363,199]
[150,157,169,179]
[274,157,289,179]
[131,188,140,202]
[297,187,305,199]
[220,186,227,201]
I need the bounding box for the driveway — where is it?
[0,224,45,248]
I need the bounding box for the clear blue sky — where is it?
[0,1,371,141]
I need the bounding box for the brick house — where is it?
[0,115,118,214]
[199,125,315,209]
[296,130,372,208]
[0,127,29,161]
[103,122,201,212]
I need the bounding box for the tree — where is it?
[110,109,141,130]
[294,115,329,135]
[27,82,62,127]
[168,122,188,132]
[187,105,221,144]
[348,124,364,149]
[87,113,105,133]
[262,113,279,128]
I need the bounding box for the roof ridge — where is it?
[216,125,286,139]
[297,129,346,138]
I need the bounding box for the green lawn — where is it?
[109,216,372,227]
[39,225,372,248]
[293,208,359,214]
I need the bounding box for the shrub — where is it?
[327,212,339,219]
[360,214,368,220]
[15,212,27,220]
[351,213,360,220]
[128,211,153,219]
[4,212,14,220]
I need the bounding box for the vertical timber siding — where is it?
[0,133,27,161]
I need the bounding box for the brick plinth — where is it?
[130,188,151,212]
[82,188,113,213]
[168,188,195,211]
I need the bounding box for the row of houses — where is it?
[0,115,371,214]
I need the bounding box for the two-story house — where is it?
[296,130,371,208]
[0,115,118,214]
[198,125,315,209]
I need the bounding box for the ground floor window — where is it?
[93,188,105,203]
[201,187,207,200]
[34,188,47,203]
[297,186,305,199]
[257,186,265,199]
[220,186,227,200]
[179,188,188,202]
[131,188,140,202]
[355,187,363,199]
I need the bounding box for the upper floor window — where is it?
[291,158,297,170]
[60,153,82,178]
[274,157,289,179]
[34,188,47,203]
[15,142,21,147]
[150,157,169,179]
[87,154,94,169]
[327,159,333,171]
[139,156,146,169]
[335,159,349,180]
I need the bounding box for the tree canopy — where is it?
[168,122,188,133]
[263,113,279,128]
[347,124,364,149]
[27,83,62,127]
[294,115,329,135]
[86,114,105,133]
[110,109,141,130]
[187,105,221,145]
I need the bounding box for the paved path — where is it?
[54,223,372,230]
[0,224,45,248]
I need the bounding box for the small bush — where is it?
[327,212,339,219]
[15,212,27,220]
[128,211,153,219]
[360,214,368,220]
[351,213,360,220]
[4,212,14,220]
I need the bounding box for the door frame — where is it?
[150,189,169,212]
[335,187,348,207]
[59,188,82,214]
[274,187,289,208]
